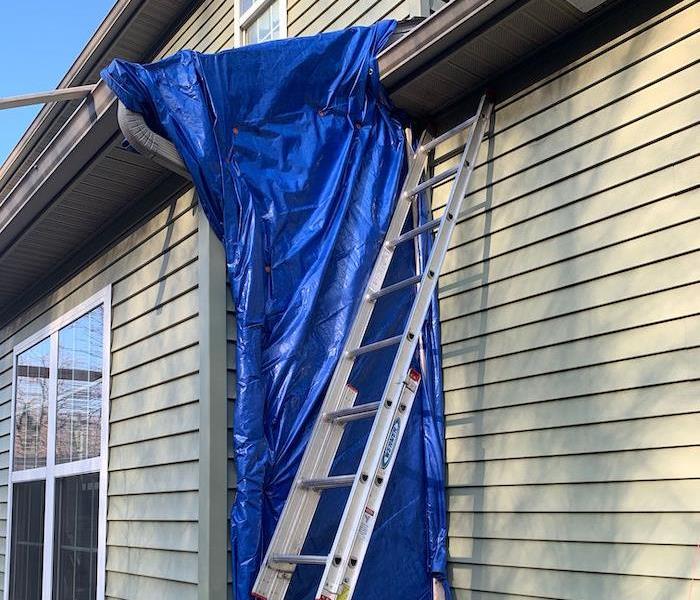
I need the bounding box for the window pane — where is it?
[14,338,50,470]
[271,1,280,31]
[53,473,99,600]
[56,306,103,464]
[245,0,280,44]
[9,480,45,600]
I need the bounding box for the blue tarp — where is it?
[103,22,449,600]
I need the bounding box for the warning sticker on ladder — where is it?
[358,506,375,543]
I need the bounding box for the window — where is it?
[4,289,110,600]
[236,0,286,47]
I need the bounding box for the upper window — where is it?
[236,0,286,46]
[5,290,110,600]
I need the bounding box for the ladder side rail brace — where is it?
[317,94,492,600]
[253,130,432,600]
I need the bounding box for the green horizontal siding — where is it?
[430,1,700,597]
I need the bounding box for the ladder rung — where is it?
[299,474,355,490]
[420,114,477,154]
[404,166,458,198]
[325,401,380,424]
[368,275,421,301]
[270,554,328,566]
[390,218,440,247]
[346,335,402,358]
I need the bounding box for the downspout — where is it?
[116,100,192,180]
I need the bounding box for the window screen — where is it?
[9,293,108,600]
[9,480,45,600]
[52,473,100,600]
[56,306,103,464]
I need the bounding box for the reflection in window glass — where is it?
[245,0,280,44]
[53,473,99,600]
[240,0,255,14]
[56,306,103,464]
[9,480,45,600]
[14,338,50,470]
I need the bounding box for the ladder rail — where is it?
[253,130,432,599]
[317,95,492,599]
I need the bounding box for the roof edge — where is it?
[378,0,520,90]
[0,0,148,190]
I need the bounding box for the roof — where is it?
[0,0,617,325]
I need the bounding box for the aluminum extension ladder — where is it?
[252,93,493,600]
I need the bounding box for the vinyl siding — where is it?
[429,1,700,597]
[158,0,235,58]
[288,0,414,36]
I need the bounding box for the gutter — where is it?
[377,0,518,91]
[0,80,119,255]
[0,0,202,257]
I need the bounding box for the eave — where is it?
[0,0,200,322]
[378,0,607,117]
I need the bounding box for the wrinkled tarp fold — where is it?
[103,22,449,599]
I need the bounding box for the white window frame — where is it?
[3,287,111,600]
[234,0,287,47]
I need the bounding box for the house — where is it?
[0,0,697,598]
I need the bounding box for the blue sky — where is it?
[0,1,116,166]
